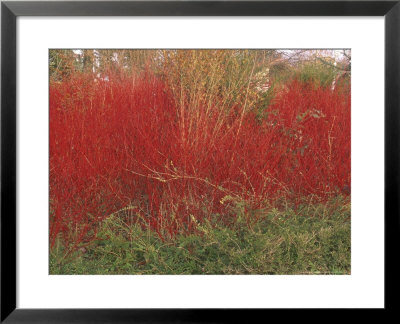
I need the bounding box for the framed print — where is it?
[1,0,399,322]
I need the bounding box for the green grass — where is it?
[50,197,350,275]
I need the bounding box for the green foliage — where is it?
[50,198,350,275]
[49,50,78,81]
[296,59,338,88]
[268,57,344,90]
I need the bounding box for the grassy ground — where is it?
[50,197,350,275]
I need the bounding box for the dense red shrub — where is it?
[50,72,350,249]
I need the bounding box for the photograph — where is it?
[49,49,351,275]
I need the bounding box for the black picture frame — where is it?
[1,0,399,322]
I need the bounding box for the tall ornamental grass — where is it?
[50,69,350,251]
